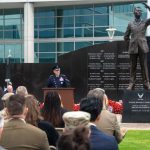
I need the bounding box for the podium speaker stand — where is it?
[42,88,75,110]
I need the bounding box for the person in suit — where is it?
[87,88,126,143]
[47,65,70,88]
[80,97,118,150]
[124,3,150,90]
[0,94,50,150]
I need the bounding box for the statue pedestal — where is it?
[122,89,150,123]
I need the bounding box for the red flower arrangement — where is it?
[108,99,123,114]
[73,104,80,111]
[39,102,44,109]
[73,99,123,114]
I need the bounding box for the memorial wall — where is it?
[0,63,53,101]
[59,40,145,101]
[59,39,150,122]
[0,39,149,105]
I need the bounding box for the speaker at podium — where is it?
[42,88,75,110]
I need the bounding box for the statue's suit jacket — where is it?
[0,119,50,150]
[96,110,123,143]
[124,18,150,54]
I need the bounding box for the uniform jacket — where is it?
[0,119,50,150]
[96,110,123,143]
[47,74,70,88]
[124,18,150,54]
[90,125,118,150]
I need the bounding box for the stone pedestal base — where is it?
[122,89,150,123]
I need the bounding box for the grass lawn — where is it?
[119,130,150,150]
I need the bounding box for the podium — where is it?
[42,88,75,110]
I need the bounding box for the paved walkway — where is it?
[115,115,150,130]
[121,123,150,130]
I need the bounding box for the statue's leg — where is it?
[139,51,150,89]
[127,54,138,90]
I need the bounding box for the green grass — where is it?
[119,130,150,150]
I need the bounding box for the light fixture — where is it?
[106,27,116,42]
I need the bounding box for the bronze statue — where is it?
[124,3,150,90]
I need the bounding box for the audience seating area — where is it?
[0,85,129,150]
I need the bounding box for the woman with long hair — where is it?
[25,94,59,146]
[42,91,68,128]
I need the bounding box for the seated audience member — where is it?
[80,97,118,150]
[0,94,50,150]
[42,91,68,127]
[4,83,14,94]
[25,94,59,146]
[0,93,14,119]
[16,86,28,96]
[87,88,126,143]
[62,111,90,132]
[0,115,6,150]
[57,126,90,150]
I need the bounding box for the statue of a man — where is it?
[124,3,150,90]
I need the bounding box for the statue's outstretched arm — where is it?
[143,2,150,26]
[143,2,150,11]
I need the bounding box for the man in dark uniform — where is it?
[47,65,70,88]
[124,3,150,90]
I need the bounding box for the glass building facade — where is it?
[0,1,147,63]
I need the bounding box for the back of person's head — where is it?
[87,88,105,101]
[43,91,61,111]
[42,91,62,126]
[1,93,14,104]
[57,126,90,150]
[80,97,103,122]
[6,94,26,116]
[87,88,107,109]
[16,86,28,96]
[1,93,14,113]
[63,111,90,131]
[25,94,43,126]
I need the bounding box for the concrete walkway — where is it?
[121,123,150,130]
[115,115,150,130]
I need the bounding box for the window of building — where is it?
[34,2,145,63]
[0,8,23,63]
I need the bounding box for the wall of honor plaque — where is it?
[86,42,118,99]
[122,89,150,122]
[58,40,150,100]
